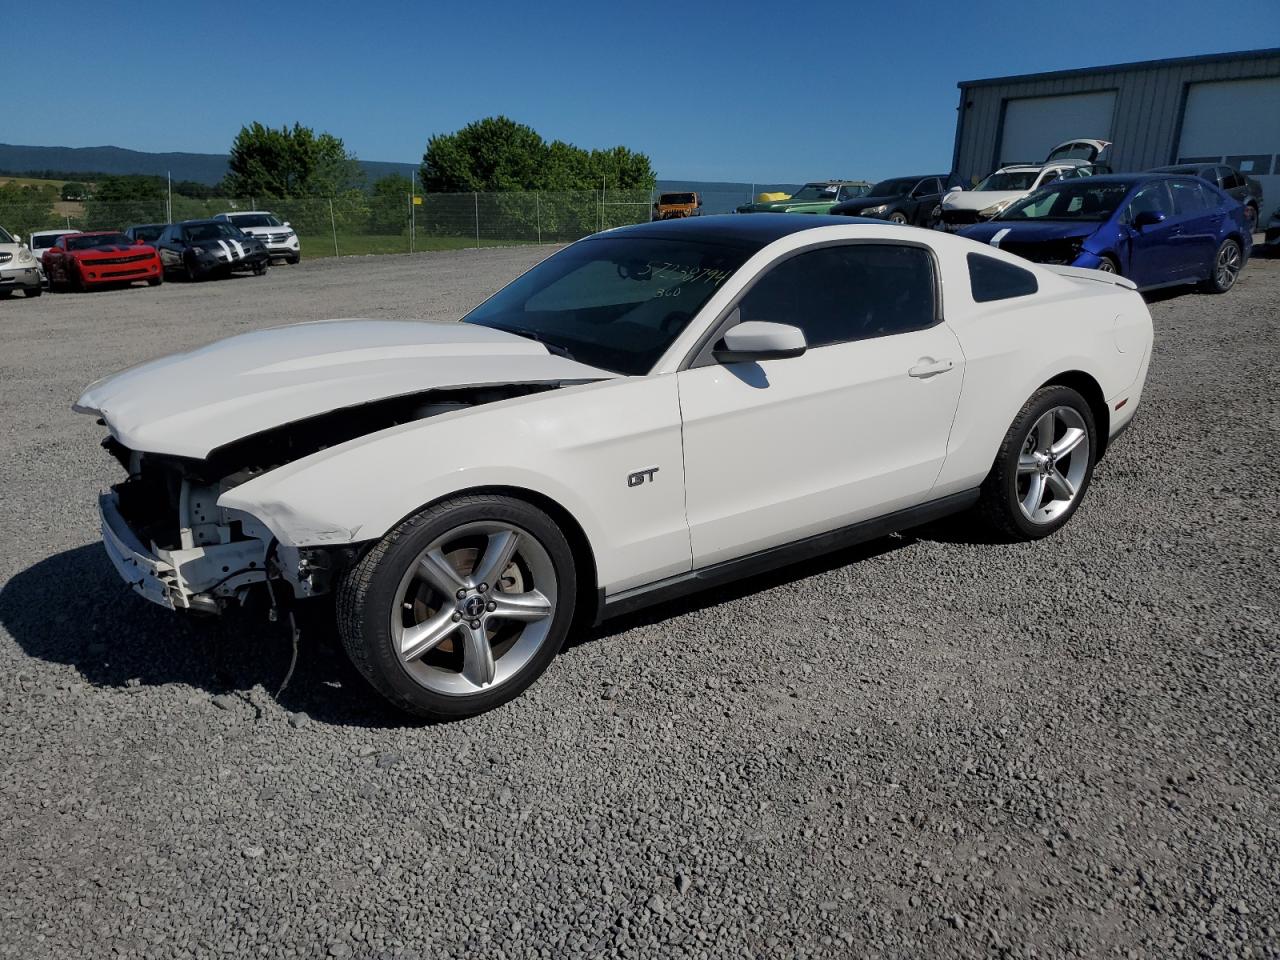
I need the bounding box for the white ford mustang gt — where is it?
[75,216,1152,719]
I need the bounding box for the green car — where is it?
[736,180,872,214]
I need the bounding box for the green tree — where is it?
[61,181,88,201]
[420,116,655,194]
[83,176,166,230]
[368,174,412,234]
[225,122,362,199]
[0,183,58,239]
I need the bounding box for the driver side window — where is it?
[733,244,936,349]
[1123,182,1171,223]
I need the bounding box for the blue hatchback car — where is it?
[959,173,1251,293]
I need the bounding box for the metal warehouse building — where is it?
[951,48,1280,202]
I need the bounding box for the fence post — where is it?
[474,192,480,249]
[329,199,339,257]
[409,192,415,254]
[536,192,541,244]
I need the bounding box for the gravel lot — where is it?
[1,247,1278,959]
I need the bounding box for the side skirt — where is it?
[596,488,980,623]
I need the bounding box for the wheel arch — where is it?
[1039,369,1111,458]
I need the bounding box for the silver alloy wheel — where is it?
[1215,241,1241,289]
[390,521,557,696]
[1096,258,1116,274]
[889,211,909,224]
[1016,406,1090,525]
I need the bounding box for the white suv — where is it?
[0,224,42,298]
[213,211,300,263]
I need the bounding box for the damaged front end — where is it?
[93,384,562,614]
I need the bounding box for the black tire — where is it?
[1095,255,1120,275]
[336,493,578,720]
[147,275,163,287]
[975,385,1097,541]
[26,286,42,298]
[253,259,269,276]
[888,211,909,225]
[1201,238,1242,294]
[287,253,300,265]
[184,258,201,282]
[0,290,11,299]
[70,266,86,293]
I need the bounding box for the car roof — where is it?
[128,223,167,228]
[600,213,879,249]
[874,174,949,181]
[178,218,224,226]
[1149,164,1214,174]
[31,229,77,236]
[221,210,275,216]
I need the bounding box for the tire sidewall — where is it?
[994,386,1097,539]
[345,497,577,720]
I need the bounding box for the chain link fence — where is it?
[0,190,655,259]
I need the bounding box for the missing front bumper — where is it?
[98,491,269,612]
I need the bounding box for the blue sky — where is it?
[11,0,1278,183]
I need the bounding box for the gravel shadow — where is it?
[0,543,409,728]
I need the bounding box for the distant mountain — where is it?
[0,143,417,186]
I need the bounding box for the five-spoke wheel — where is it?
[977,385,1097,540]
[337,494,576,719]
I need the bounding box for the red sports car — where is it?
[43,231,163,292]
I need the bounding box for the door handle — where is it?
[908,358,954,378]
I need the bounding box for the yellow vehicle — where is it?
[652,192,702,220]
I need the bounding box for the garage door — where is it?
[998,91,1116,168]
[1178,77,1280,217]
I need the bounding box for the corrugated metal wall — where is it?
[953,51,1280,182]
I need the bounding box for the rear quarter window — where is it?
[967,253,1038,303]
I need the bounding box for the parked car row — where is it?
[818,138,1264,293]
[0,211,300,299]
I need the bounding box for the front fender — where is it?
[217,375,693,594]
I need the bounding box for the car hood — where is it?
[941,190,1025,212]
[833,196,903,213]
[235,225,287,235]
[70,244,155,259]
[959,220,1101,244]
[74,319,615,459]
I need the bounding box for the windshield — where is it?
[998,181,1133,222]
[868,178,916,197]
[463,236,749,376]
[787,183,840,201]
[32,233,68,250]
[67,233,133,250]
[975,171,1039,192]
[1046,142,1099,162]
[229,213,282,228]
[185,222,243,242]
[130,225,165,241]
[659,194,695,205]
[0,227,13,244]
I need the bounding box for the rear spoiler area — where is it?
[1046,264,1138,291]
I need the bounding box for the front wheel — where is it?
[888,211,909,225]
[253,259,269,276]
[1202,238,1242,294]
[976,385,1097,541]
[1094,255,1119,275]
[26,286,42,298]
[336,494,577,720]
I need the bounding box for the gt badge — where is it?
[627,467,659,488]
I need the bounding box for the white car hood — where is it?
[941,190,1026,213]
[75,319,614,459]
[238,225,286,236]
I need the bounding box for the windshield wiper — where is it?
[504,327,577,362]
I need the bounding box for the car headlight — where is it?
[17,248,33,264]
[979,200,1013,218]
[860,204,889,217]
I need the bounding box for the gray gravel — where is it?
[1,247,1278,959]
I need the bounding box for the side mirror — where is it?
[283,221,291,228]
[1133,210,1166,229]
[713,321,807,364]
[947,185,962,193]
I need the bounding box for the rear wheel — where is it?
[1202,238,1242,294]
[336,494,577,720]
[976,385,1097,541]
[888,211,909,225]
